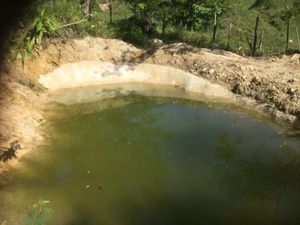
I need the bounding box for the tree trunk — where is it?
[295,19,300,51]
[162,13,167,37]
[140,14,154,37]
[187,23,192,31]
[82,0,91,19]
[285,18,290,53]
[259,30,264,51]
[226,23,233,50]
[252,16,259,56]
[109,1,112,24]
[211,12,217,50]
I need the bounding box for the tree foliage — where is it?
[13,0,300,57]
[13,8,58,67]
[117,0,228,34]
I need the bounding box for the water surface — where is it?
[1,95,300,225]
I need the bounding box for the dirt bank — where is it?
[14,37,300,119]
[0,72,45,174]
[145,45,300,124]
[1,37,300,171]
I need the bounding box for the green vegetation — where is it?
[13,9,58,67]
[25,200,54,225]
[11,0,300,58]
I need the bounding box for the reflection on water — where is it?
[1,95,300,225]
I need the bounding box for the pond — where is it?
[1,90,300,225]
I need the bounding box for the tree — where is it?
[248,0,269,55]
[121,0,164,36]
[169,0,213,31]
[99,1,113,23]
[250,0,297,53]
[207,0,228,49]
[78,0,92,18]
[279,4,295,52]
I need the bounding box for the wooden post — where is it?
[162,12,166,37]
[83,0,92,19]
[295,19,300,51]
[211,12,217,50]
[226,23,233,50]
[252,16,259,56]
[109,0,112,24]
[285,18,290,53]
[259,30,264,51]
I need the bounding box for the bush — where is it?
[163,28,209,47]
[13,8,58,66]
[110,18,150,47]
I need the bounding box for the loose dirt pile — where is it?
[1,37,299,171]
[144,45,300,120]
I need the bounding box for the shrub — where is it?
[13,9,58,67]
[111,18,150,47]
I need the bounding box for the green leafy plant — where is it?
[25,200,54,225]
[28,79,36,89]
[14,9,58,67]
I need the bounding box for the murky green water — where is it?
[1,95,300,225]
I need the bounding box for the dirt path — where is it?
[1,37,299,172]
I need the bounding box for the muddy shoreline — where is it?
[0,37,299,172]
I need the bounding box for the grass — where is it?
[11,0,300,58]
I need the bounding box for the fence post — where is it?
[285,19,290,53]
[109,0,113,24]
[162,13,166,37]
[259,30,264,51]
[252,16,259,56]
[295,19,300,51]
[211,12,217,50]
[226,23,233,50]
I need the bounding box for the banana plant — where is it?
[13,7,87,68]
[13,9,58,67]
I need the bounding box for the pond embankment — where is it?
[1,37,300,173]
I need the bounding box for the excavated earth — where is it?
[1,37,300,173]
